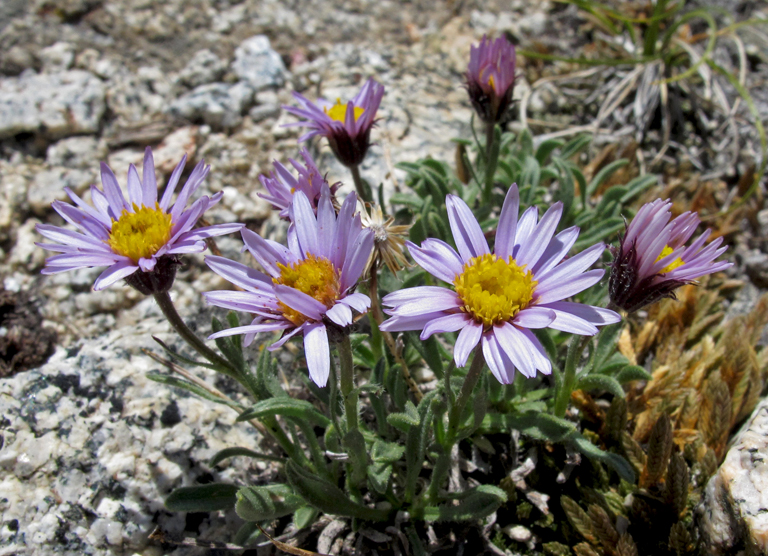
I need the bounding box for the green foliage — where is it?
[165,484,239,512]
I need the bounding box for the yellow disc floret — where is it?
[453,253,537,328]
[324,98,364,123]
[107,203,173,263]
[655,245,685,274]
[273,255,341,326]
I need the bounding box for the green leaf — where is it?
[151,336,219,370]
[390,193,424,210]
[372,439,406,463]
[560,134,591,159]
[405,389,442,501]
[573,217,624,251]
[165,483,239,512]
[535,138,564,165]
[293,506,319,530]
[587,159,629,197]
[211,317,245,372]
[286,461,390,521]
[616,365,652,383]
[424,485,507,522]
[592,323,623,372]
[569,434,635,483]
[236,398,330,427]
[387,400,420,432]
[620,175,657,204]
[480,411,576,442]
[146,372,240,408]
[404,332,444,378]
[209,447,283,467]
[576,374,625,398]
[235,484,305,522]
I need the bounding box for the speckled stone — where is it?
[698,398,768,556]
[0,296,270,555]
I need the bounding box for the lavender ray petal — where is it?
[513,307,556,329]
[420,312,471,340]
[494,184,520,260]
[93,261,139,291]
[454,320,482,367]
[159,154,187,210]
[274,284,326,321]
[446,194,489,262]
[304,322,330,387]
[326,302,353,327]
[535,269,604,305]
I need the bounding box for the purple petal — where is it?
[170,160,209,222]
[340,228,374,292]
[379,311,454,332]
[535,269,604,305]
[274,284,326,321]
[204,290,279,313]
[209,322,291,339]
[180,222,244,242]
[100,163,127,219]
[544,302,621,334]
[531,226,579,277]
[326,302,353,327]
[536,242,605,287]
[494,185,519,260]
[290,190,319,257]
[127,164,142,207]
[205,255,273,292]
[408,239,464,283]
[138,257,156,272]
[93,261,138,291]
[494,323,534,378]
[519,328,552,375]
[421,312,471,340]
[482,332,516,384]
[242,227,292,277]
[383,286,461,316]
[454,320,482,367]
[515,202,563,269]
[304,322,330,387]
[513,307,556,329]
[159,154,188,210]
[446,194,489,262]
[142,147,158,206]
[339,292,370,314]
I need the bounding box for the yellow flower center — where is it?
[324,99,365,123]
[655,245,685,274]
[107,203,173,263]
[453,254,537,327]
[273,255,341,325]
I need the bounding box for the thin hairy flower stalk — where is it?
[554,334,591,418]
[349,164,372,204]
[338,334,368,490]
[428,350,486,502]
[153,291,239,378]
[369,259,423,401]
[142,348,298,460]
[483,122,499,203]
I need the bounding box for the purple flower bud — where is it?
[466,35,517,124]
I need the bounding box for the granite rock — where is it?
[698,398,768,556]
[0,297,268,555]
[176,49,227,89]
[167,83,254,130]
[231,35,287,91]
[0,70,106,139]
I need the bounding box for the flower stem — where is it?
[369,259,423,401]
[483,122,499,204]
[350,164,373,204]
[338,334,368,489]
[554,335,590,419]
[427,349,486,502]
[152,291,299,459]
[153,291,238,377]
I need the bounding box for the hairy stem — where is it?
[483,121,499,203]
[427,350,486,502]
[338,334,368,490]
[369,259,423,401]
[350,164,372,204]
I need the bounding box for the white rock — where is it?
[699,398,768,554]
[167,82,254,130]
[39,42,75,73]
[46,136,107,169]
[0,70,106,139]
[176,49,226,88]
[232,35,287,91]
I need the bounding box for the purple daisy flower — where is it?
[609,199,732,313]
[258,148,340,219]
[379,185,620,384]
[204,186,374,387]
[466,35,516,124]
[283,78,384,168]
[36,147,243,293]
